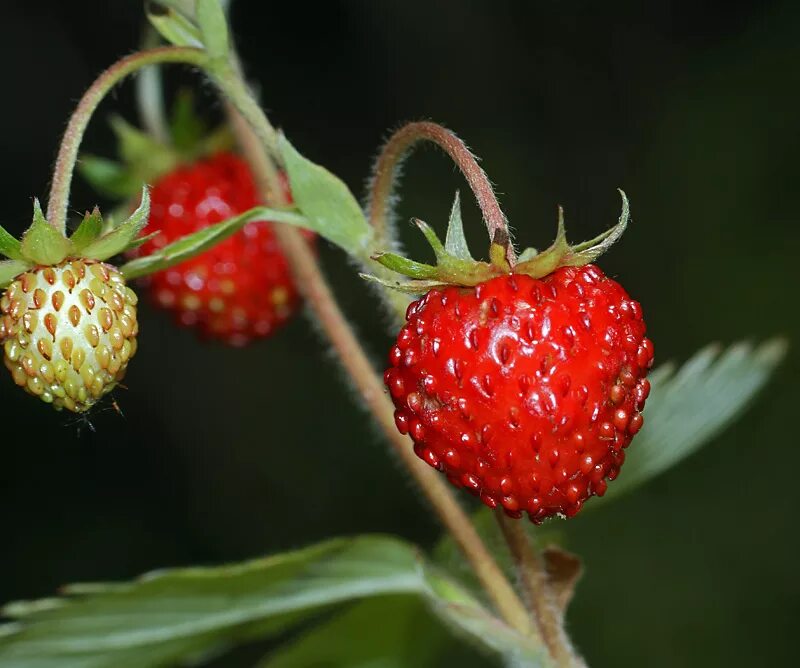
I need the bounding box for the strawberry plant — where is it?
[0,1,787,666]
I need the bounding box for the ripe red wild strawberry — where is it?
[385,267,653,522]
[79,105,312,347]
[374,190,652,522]
[130,151,306,346]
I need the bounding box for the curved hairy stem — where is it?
[366,121,516,265]
[218,75,535,640]
[47,46,208,233]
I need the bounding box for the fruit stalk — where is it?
[218,75,537,639]
[366,121,516,265]
[46,46,208,234]
[496,510,584,667]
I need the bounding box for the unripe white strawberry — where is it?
[0,260,138,412]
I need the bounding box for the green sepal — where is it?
[196,0,230,62]
[78,156,140,200]
[169,89,206,153]
[81,187,151,261]
[365,189,631,293]
[146,1,204,48]
[278,134,373,257]
[119,205,307,280]
[19,199,74,266]
[69,207,104,252]
[80,100,233,201]
[366,213,502,294]
[0,260,32,289]
[0,224,23,261]
[515,189,629,278]
[360,273,453,295]
[443,191,473,261]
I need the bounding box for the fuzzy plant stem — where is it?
[496,510,584,667]
[367,121,516,266]
[46,46,209,234]
[366,121,580,656]
[214,78,536,642]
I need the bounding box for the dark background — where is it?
[1,1,798,666]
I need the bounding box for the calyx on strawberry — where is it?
[81,94,312,346]
[0,195,149,412]
[375,191,654,522]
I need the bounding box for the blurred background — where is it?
[0,1,797,666]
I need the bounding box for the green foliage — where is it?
[444,191,474,261]
[278,134,373,257]
[0,224,22,261]
[77,156,139,199]
[595,338,788,504]
[81,188,151,261]
[69,208,104,252]
[19,200,73,266]
[260,597,470,667]
[0,260,32,288]
[119,205,307,279]
[0,536,547,668]
[195,0,230,62]
[146,1,203,48]
[514,190,629,279]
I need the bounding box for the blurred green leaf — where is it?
[0,224,22,261]
[196,0,229,61]
[119,206,307,279]
[145,1,203,48]
[595,338,788,504]
[77,156,139,200]
[19,199,73,265]
[260,597,480,668]
[0,535,547,668]
[279,134,373,257]
[0,260,31,289]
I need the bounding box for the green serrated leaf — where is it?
[146,1,203,48]
[0,535,548,668]
[119,206,308,279]
[81,188,150,261]
[261,597,474,668]
[196,0,230,61]
[444,191,473,261]
[0,224,22,261]
[592,338,787,506]
[69,208,104,251]
[0,260,31,289]
[19,200,73,265]
[279,134,373,257]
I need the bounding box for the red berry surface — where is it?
[133,151,307,346]
[384,265,654,522]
